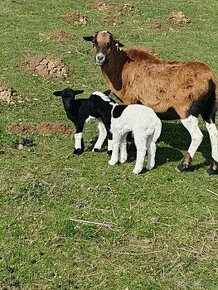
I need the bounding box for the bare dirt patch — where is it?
[102,16,123,26]
[22,55,69,80]
[7,122,73,136]
[40,30,75,41]
[167,11,191,24]
[92,1,136,12]
[0,85,27,104]
[64,12,88,25]
[149,22,162,30]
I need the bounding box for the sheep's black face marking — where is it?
[112,105,128,118]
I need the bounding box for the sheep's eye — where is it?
[107,42,112,49]
[92,39,97,47]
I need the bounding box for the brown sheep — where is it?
[83,31,218,175]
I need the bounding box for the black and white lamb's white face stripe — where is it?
[92,91,116,106]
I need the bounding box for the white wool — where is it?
[92,91,111,102]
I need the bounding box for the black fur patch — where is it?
[157,107,180,120]
[112,105,128,118]
[188,80,216,123]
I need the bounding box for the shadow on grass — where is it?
[88,121,212,171]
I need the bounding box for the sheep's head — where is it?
[53,88,84,99]
[83,31,124,66]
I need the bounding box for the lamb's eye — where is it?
[107,42,112,49]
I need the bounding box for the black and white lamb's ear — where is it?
[83,36,94,42]
[103,89,111,96]
[74,90,84,95]
[53,90,63,96]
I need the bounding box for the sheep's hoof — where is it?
[74,148,84,155]
[107,150,112,155]
[93,148,101,152]
[207,160,218,175]
[176,163,189,172]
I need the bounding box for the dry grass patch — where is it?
[7,122,73,136]
[0,85,27,104]
[40,30,75,41]
[64,12,88,25]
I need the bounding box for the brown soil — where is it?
[64,12,88,25]
[167,11,191,24]
[91,1,136,12]
[0,85,27,104]
[7,122,73,136]
[102,16,123,26]
[22,55,69,80]
[149,23,162,30]
[40,30,75,41]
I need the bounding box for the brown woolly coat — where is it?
[101,47,218,119]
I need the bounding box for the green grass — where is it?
[0,0,218,289]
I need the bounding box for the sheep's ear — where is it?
[103,89,111,96]
[83,36,94,42]
[74,90,84,95]
[53,90,62,96]
[114,40,124,47]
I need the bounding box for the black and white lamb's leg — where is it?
[74,122,85,155]
[177,115,203,172]
[205,121,218,175]
[132,133,147,174]
[119,132,128,164]
[92,118,107,152]
[108,132,122,166]
[107,131,113,155]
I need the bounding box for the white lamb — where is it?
[89,93,162,174]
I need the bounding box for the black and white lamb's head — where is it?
[53,88,84,100]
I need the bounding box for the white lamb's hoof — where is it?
[119,157,127,164]
[146,165,153,171]
[132,168,142,174]
[109,159,117,166]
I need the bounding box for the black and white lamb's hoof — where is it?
[93,148,101,152]
[207,160,218,175]
[73,148,84,155]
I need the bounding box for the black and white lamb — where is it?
[53,88,113,155]
[89,92,162,174]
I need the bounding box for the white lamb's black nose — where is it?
[97,55,104,61]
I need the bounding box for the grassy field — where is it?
[0,0,218,289]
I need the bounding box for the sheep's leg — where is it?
[108,132,122,166]
[133,134,147,174]
[92,118,107,152]
[205,121,218,175]
[177,115,203,171]
[119,132,128,164]
[74,122,85,155]
[146,135,156,170]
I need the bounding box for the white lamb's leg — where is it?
[119,132,128,164]
[146,136,156,170]
[108,132,122,166]
[92,118,107,152]
[133,134,147,174]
